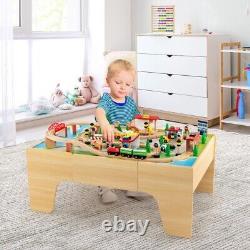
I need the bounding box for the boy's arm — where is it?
[96,107,109,127]
[96,107,114,142]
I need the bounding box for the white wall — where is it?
[88,0,250,107]
[87,0,132,92]
[132,0,250,48]
[87,0,105,92]
[105,0,132,52]
[131,0,250,111]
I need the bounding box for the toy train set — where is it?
[44,115,208,163]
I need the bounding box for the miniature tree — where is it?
[159,135,164,146]
[117,124,123,132]
[165,144,171,157]
[146,139,151,153]
[164,123,169,131]
[97,126,102,134]
[113,121,122,132]
[201,133,207,144]
[193,144,198,156]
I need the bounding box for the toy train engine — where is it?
[107,145,120,156]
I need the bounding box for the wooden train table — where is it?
[27,123,215,238]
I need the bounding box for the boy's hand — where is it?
[102,124,115,143]
[128,119,136,127]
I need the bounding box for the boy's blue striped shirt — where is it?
[97,93,140,125]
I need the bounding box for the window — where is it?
[12,0,20,27]
[31,39,85,100]
[13,39,85,108]
[32,0,81,32]
[13,40,29,107]
[12,0,87,109]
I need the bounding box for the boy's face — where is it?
[107,70,134,100]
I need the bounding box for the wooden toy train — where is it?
[44,115,208,163]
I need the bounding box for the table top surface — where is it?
[33,134,213,168]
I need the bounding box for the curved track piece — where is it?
[46,132,107,157]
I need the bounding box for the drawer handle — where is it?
[166,54,173,58]
[166,73,173,77]
[166,36,172,39]
[167,93,173,95]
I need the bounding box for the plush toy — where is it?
[78,75,101,104]
[65,86,81,105]
[31,97,54,115]
[50,83,66,107]
[58,103,73,110]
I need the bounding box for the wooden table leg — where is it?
[156,191,193,238]
[27,160,59,213]
[28,178,58,213]
[196,158,215,193]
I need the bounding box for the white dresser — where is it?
[137,34,230,125]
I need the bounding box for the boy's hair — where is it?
[107,59,135,81]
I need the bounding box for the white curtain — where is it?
[0,0,16,148]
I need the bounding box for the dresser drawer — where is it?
[138,90,208,117]
[138,72,207,97]
[137,36,207,56]
[137,54,207,77]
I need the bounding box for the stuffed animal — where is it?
[50,83,66,107]
[65,86,81,105]
[78,75,101,104]
[31,97,54,115]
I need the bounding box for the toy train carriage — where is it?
[108,146,148,160]
[120,147,133,157]
[120,147,147,159]
[133,148,147,159]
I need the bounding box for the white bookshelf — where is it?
[221,113,250,126]
[220,42,250,129]
[221,81,250,90]
[221,49,250,54]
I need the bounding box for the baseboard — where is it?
[16,104,97,130]
[139,108,219,127]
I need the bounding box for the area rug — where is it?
[0,128,250,249]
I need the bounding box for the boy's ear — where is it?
[106,77,110,86]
